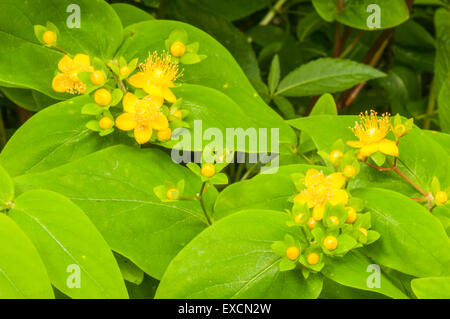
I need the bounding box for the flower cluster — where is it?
[272,168,379,277]
[52,54,94,94]
[43,24,207,145]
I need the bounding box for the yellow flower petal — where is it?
[142,95,164,108]
[304,169,324,188]
[58,55,74,73]
[378,139,399,157]
[52,73,70,92]
[128,72,147,88]
[360,143,379,157]
[115,113,137,131]
[150,112,169,131]
[326,173,346,189]
[294,192,307,205]
[346,140,364,148]
[312,205,325,221]
[143,83,163,97]
[163,87,177,103]
[73,54,91,68]
[123,92,139,113]
[329,189,349,206]
[134,126,152,144]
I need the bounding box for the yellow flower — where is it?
[294,169,348,209]
[128,52,182,103]
[115,92,169,144]
[347,110,398,158]
[52,54,93,94]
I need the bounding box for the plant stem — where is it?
[423,79,435,130]
[106,63,127,94]
[366,158,432,209]
[54,45,69,55]
[391,165,428,197]
[240,162,259,181]
[199,182,213,226]
[259,0,287,26]
[339,30,364,59]
[339,31,391,109]
[234,162,245,182]
[415,110,439,120]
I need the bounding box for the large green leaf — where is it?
[156,210,323,299]
[0,214,54,298]
[13,145,217,280]
[0,96,132,177]
[0,164,13,206]
[312,0,337,22]
[167,84,280,152]
[0,0,123,98]
[434,8,450,97]
[438,79,450,133]
[411,277,450,299]
[352,188,450,278]
[1,87,58,112]
[276,58,385,97]
[9,189,128,298]
[337,0,410,30]
[115,20,296,146]
[323,250,408,299]
[214,164,332,219]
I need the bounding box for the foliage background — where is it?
[0,0,449,299]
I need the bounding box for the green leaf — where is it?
[438,79,450,133]
[164,84,281,152]
[296,11,326,42]
[81,103,103,115]
[434,8,450,97]
[14,145,218,280]
[394,46,435,73]
[116,20,296,146]
[0,96,132,177]
[9,189,128,298]
[272,95,296,119]
[111,3,154,28]
[337,0,409,30]
[352,188,450,278]
[310,93,337,116]
[276,58,385,97]
[312,0,337,22]
[0,0,123,98]
[156,210,323,298]
[214,164,332,220]
[320,277,388,299]
[322,250,408,299]
[433,205,450,236]
[411,277,450,299]
[115,253,144,285]
[395,20,436,51]
[125,274,159,299]
[1,87,57,112]
[0,214,54,298]
[0,164,13,206]
[268,54,280,96]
